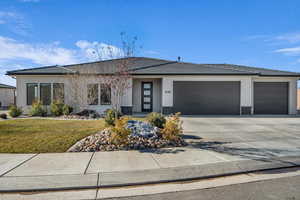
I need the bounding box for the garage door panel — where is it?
[254,82,288,114]
[173,81,240,115]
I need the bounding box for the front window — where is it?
[40,83,51,105]
[53,83,64,103]
[27,83,38,105]
[101,84,111,105]
[87,84,99,105]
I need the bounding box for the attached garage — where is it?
[253,82,289,114]
[173,81,241,115]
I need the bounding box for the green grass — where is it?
[0,119,105,153]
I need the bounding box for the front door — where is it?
[142,82,153,112]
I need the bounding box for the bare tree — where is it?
[94,32,138,114]
[66,32,138,114]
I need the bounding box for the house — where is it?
[6,57,300,115]
[0,83,16,109]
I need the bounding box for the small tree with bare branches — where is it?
[66,32,138,115]
[98,33,138,115]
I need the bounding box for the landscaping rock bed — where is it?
[67,120,187,152]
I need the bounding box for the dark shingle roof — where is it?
[0,83,15,89]
[6,57,300,77]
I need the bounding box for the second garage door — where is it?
[254,82,289,114]
[173,81,241,115]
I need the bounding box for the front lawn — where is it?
[0,119,105,153]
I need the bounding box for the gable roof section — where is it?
[6,57,300,77]
[0,83,15,89]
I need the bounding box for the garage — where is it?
[254,82,289,114]
[173,81,241,115]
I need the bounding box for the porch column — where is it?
[240,77,253,115]
[121,78,133,115]
[162,77,173,114]
[289,78,297,115]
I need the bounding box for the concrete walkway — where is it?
[0,149,300,192]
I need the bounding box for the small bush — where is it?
[0,113,7,119]
[30,101,47,117]
[161,112,183,141]
[50,101,64,116]
[146,112,166,128]
[8,105,22,117]
[104,109,121,126]
[109,116,131,145]
[62,104,73,115]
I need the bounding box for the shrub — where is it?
[104,109,121,126]
[30,101,47,117]
[62,104,73,115]
[8,105,22,117]
[0,113,7,119]
[161,112,183,141]
[146,112,166,128]
[109,116,131,145]
[50,101,64,116]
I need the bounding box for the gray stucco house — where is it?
[0,83,16,109]
[6,57,300,115]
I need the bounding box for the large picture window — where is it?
[101,84,111,105]
[40,83,51,105]
[26,83,38,105]
[87,84,99,105]
[53,83,64,103]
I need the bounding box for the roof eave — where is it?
[258,74,300,77]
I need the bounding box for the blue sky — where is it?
[1,0,300,86]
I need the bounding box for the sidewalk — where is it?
[0,146,300,192]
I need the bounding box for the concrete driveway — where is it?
[182,116,300,160]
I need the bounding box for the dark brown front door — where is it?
[142,82,153,112]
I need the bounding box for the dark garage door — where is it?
[173,81,241,115]
[254,82,288,114]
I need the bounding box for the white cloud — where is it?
[0,36,124,75]
[274,46,300,55]
[274,33,300,43]
[0,36,79,65]
[75,40,123,61]
[0,75,15,86]
[0,37,123,85]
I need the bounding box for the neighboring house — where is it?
[0,83,16,109]
[6,57,300,115]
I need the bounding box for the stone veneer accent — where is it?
[162,107,173,115]
[241,106,252,115]
[121,106,133,115]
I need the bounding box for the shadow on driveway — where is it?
[188,140,299,164]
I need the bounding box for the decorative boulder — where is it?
[127,120,159,138]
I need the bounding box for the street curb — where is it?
[0,156,299,193]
